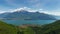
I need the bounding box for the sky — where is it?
[0,0,60,16]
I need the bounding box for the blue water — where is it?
[2,20,56,25]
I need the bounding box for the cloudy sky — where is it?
[0,0,60,16]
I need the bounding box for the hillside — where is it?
[39,20,60,34]
[0,20,60,34]
[0,21,17,34]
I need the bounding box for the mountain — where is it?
[0,10,56,20]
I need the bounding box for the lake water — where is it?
[2,20,56,25]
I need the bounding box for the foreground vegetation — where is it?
[0,20,60,34]
[0,21,17,34]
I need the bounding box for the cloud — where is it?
[0,10,7,14]
[6,0,40,8]
[29,0,60,10]
[10,7,38,12]
[0,6,60,16]
[27,0,41,8]
[3,0,60,10]
[7,7,60,16]
[5,0,15,6]
[5,0,24,7]
[41,0,60,10]
[36,9,59,16]
[40,11,60,16]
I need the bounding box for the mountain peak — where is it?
[0,9,56,20]
[10,7,39,13]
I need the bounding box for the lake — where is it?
[2,20,56,25]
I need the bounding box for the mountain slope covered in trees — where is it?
[0,21,17,34]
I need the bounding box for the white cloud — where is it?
[0,10,7,14]
[0,7,60,16]
[10,7,38,12]
[26,0,41,8]
[10,7,60,16]
[5,0,15,6]
[47,12,60,16]
[40,11,60,16]
[32,3,41,8]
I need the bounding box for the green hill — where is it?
[41,20,60,34]
[0,21,17,34]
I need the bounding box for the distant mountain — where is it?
[0,10,56,20]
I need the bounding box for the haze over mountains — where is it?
[0,8,56,20]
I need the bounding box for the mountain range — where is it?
[0,9,56,20]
